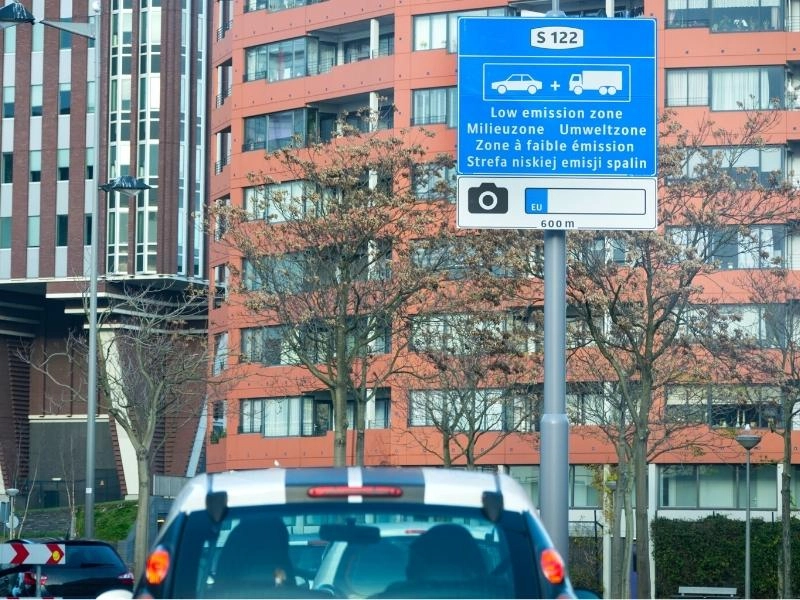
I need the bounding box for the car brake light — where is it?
[540,548,566,585]
[145,547,171,585]
[22,571,46,586]
[307,485,403,498]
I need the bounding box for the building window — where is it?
[29,151,41,182]
[659,463,777,509]
[59,23,73,49]
[412,163,456,201]
[241,326,287,365]
[244,0,325,13]
[56,214,68,247]
[57,149,70,181]
[242,318,391,366]
[413,8,509,52]
[408,388,537,432]
[670,145,784,186]
[409,311,536,355]
[87,81,95,114]
[412,87,457,126]
[240,393,386,437]
[344,390,391,429]
[2,86,13,118]
[666,66,784,110]
[240,397,302,437]
[27,215,40,248]
[0,217,11,249]
[86,148,94,180]
[243,108,309,152]
[566,382,608,426]
[211,400,227,442]
[1,152,12,184]
[245,38,307,82]
[666,383,783,427]
[244,239,391,294]
[570,466,601,508]
[213,332,228,375]
[31,84,43,117]
[244,181,311,222]
[84,213,92,246]
[666,0,782,31]
[58,83,71,115]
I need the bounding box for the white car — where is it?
[491,74,543,95]
[128,467,579,598]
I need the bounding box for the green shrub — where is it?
[653,515,800,598]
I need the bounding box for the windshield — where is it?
[169,503,541,598]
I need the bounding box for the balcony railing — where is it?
[216,86,233,107]
[216,19,233,41]
[215,154,231,174]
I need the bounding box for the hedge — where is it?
[652,515,800,598]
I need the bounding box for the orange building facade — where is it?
[207,2,800,589]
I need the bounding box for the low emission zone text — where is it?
[457,17,657,178]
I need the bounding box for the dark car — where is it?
[131,466,578,598]
[0,539,134,598]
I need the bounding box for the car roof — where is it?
[166,467,536,520]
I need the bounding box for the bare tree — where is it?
[564,108,798,598]
[398,306,542,468]
[212,115,456,466]
[25,283,209,574]
[726,267,800,598]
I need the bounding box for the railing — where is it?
[214,155,231,174]
[216,19,233,41]
[216,86,233,107]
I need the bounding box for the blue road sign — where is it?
[457,17,657,178]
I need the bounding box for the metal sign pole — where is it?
[540,227,569,560]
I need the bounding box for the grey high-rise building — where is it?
[0,0,208,507]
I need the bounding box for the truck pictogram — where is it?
[568,70,623,95]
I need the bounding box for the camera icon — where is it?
[467,183,509,214]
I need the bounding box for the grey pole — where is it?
[744,447,751,600]
[736,429,761,600]
[540,230,569,560]
[538,0,570,562]
[85,0,102,539]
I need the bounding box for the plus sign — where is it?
[550,80,561,91]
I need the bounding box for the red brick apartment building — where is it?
[206,1,800,582]
[207,0,800,534]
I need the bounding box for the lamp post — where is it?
[5,488,18,539]
[736,425,762,600]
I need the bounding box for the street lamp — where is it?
[5,488,18,539]
[736,425,762,600]
[0,2,33,29]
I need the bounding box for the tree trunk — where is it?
[134,453,151,577]
[355,397,365,466]
[332,297,350,467]
[633,435,651,598]
[623,478,635,599]
[610,482,624,598]
[781,423,792,599]
[333,382,348,466]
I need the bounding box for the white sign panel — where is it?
[457,176,657,230]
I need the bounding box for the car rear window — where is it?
[65,545,123,567]
[167,504,540,599]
